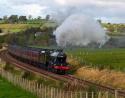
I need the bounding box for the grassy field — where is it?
[66,48,125,71]
[0,21,56,33]
[0,76,37,98]
[0,24,42,33]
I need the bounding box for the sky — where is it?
[0,0,125,23]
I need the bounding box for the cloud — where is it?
[12,4,47,17]
[0,0,125,23]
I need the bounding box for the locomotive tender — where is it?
[8,45,70,74]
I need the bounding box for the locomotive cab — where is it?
[49,51,69,74]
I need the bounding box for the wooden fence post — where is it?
[53,88,55,98]
[51,87,53,98]
[66,91,69,98]
[44,86,47,98]
[23,78,26,90]
[26,79,28,91]
[21,78,24,88]
[105,91,109,98]
[91,92,94,98]
[70,91,73,98]
[98,92,101,98]
[35,82,37,95]
[59,88,61,98]
[79,92,82,98]
[38,84,41,98]
[36,83,38,96]
[32,81,35,93]
[42,84,44,98]
[56,88,59,98]
[27,80,29,91]
[86,92,88,98]
[21,78,23,88]
[115,90,118,98]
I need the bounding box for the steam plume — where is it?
[53,14,109,47]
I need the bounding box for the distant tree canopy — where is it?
[28,15,32,20]
[46,15,50,21]
[8,15,18,23]
[37,16,42,20]
[19,16,27,22]
[0,14,52,24]
[1,15,27,23]
[97,19,102,24]
[2,15,8,23]
[3,15,8,20]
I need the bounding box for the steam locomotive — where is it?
[8,45,70,74]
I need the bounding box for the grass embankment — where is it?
[76,67,125,89]
[67,48,125,71]
[0,76,37,98]
[66,48,125,89]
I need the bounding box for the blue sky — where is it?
[0,0,125,23]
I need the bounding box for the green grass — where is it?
[66,48,125,71]
[0,24,42,33]
[9,29,24,33]
[0,76,37,98]
[0,21,56,33]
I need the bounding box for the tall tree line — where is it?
[0,14,50,24]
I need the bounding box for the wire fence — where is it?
[0,68,122,98]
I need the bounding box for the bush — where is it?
[0,44,2,49]
[0,28,2,33]
[4,63,14,71]
[22,71,35,80]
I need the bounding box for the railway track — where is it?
[0,50,67,82]
[63,75,125,97]
[0,50,125,97]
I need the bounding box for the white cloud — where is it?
[0,0,125,23]
[54,0,93,5]
[54,0,125,6]
[12,4,47,17]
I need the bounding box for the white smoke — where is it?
[54,14,109,47]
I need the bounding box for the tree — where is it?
[8,15,18,23]
[37,16,41,20]
[108,24,115,32]
[3,15,8,23]
[46,15,50,21]
[19,16,27,22]
[28,15,32,20]
[97,19,102,24]
[3,15,8,20]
